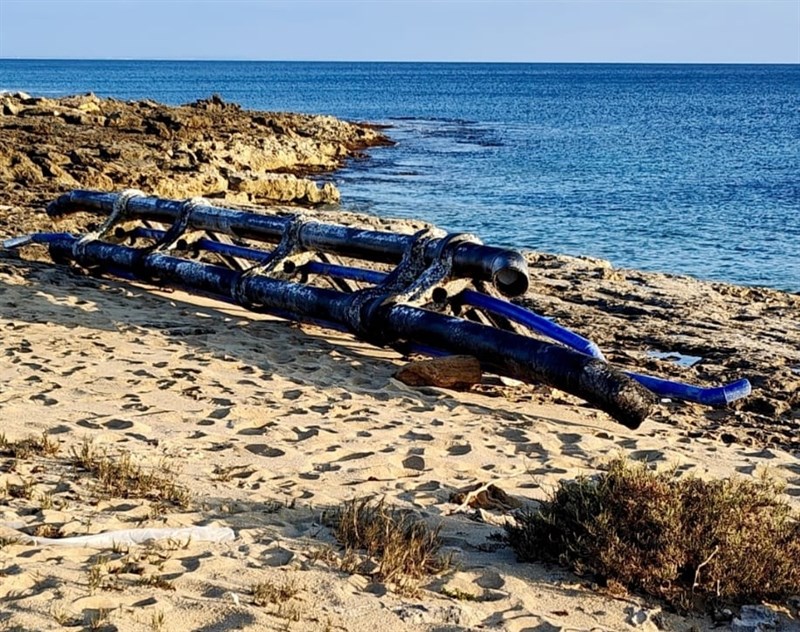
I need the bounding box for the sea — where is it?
[1,60,798,292]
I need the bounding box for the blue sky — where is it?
[0,0,797,63]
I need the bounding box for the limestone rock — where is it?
[228,172,339,205]
[74,167,115,191]
[0,92,389,235]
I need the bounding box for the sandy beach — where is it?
[0,93,798,631]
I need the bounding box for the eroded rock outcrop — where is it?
[0,91,391,235]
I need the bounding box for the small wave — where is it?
[388,116,479,125]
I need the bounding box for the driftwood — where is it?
[395,355,482,390]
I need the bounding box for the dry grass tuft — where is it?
[327,497,450,594]
[251,576,305,623]
[4,476,36,500]
[87,554,112,594]
[251,576,301,607]
[138,574,175,591]
[0,431,60,459]
[506,457,800,611]
[70,439,189,508]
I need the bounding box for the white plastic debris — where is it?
[10,525,235,549]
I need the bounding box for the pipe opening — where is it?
[493,268,529,297]
[431,287,448,304]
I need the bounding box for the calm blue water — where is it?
[2,60,798,291]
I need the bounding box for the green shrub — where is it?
[506,458,800,610]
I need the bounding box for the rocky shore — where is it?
[0,91,391,235]
[0,94,798,632]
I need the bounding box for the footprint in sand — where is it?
[402,455,426,471]
[630,449,667,462]
[291,427,320,442]
[102,419,134,430]
[262,546,295,567]
[333,451,375,463]
[29,393,58,406]
[557,433,583,444]
[207,407,232,420]
[76,419,102,430]
[402,430,435,441]
[499,428,528,443]
[245,444,286,458]
[447,444,472,456]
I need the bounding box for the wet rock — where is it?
[731,605,778,631]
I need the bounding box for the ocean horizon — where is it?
[1,59,798,291]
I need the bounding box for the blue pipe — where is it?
[460,289,605,360]
[628,372,751,406]
[130,228,389,285]
[38,234,655,427]
[4,230,751,406]
[4,231,354,335]
[457,289,750,405]
[48,190,531,296]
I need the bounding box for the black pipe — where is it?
[12,229,749,406]
[47,190,530,296]
[44,235,653,428]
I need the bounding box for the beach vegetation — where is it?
[87,554,111,594]
[506,457,800,611]
[251,576,301,607]
[0,535,22,549]
[251,576,305,625]
[70,439,189,508]
[138,574,175,591]
[50,602,78,627]
[441,585,481,601]
[33,523,61,538]
[326,497,450,595]
[4,475,36,501]
[149,610,166,632]
[0,431,60,459]
[85,607,112,631]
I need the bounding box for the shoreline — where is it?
[1,94,798,631]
